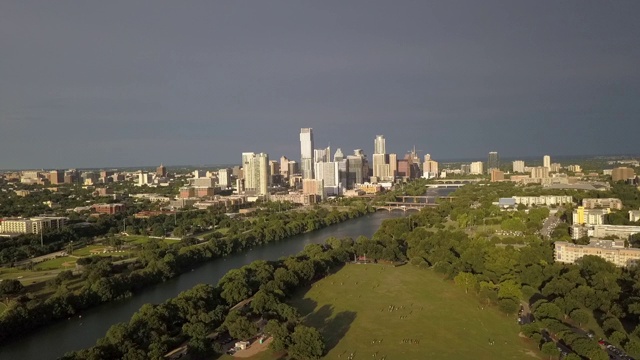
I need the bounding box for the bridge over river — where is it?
[375,195,456,212]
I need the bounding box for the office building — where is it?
[49,170,64,185]
[300,128,314,179]
[91,203,126,215]
[334,148,344,162]
[582,198,623,210]
[555,240,640,267]
[156,164,167,177]
[389,153,397,179]
[490,169,504,182]
[512,160,525,173]
[470,161,484,175]
[422,154,438,179]
[288,161,299,177]
[612,167,636,182]
[487,152,499,173]
[543,155,551,169]
[243,152,270,197]
[573,206,610,226]
[346,155,364,189]
[314,146,331,163]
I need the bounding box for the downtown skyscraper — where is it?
[372,135,392,182]
[487,151,500,173]
[300,128,314,179]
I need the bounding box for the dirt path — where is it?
[233,337,272,358]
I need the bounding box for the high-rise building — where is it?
[280,156,290,178]
[315,161,340,195]
[550,163,562,172]
[156,164,167,177]
[314,146,331,163]
[49,170,64,184]
[374,135,386,155]
[487,152,499,173]
[243,153,269,196]
[530,166,549,179]
[612,167,636,182]
[491,169,504,182]
[334,148,344,162]
[512,160,525,173]
[543,155,551,169]
[218,168,231,188]
[300,128,314,179]
[422,154,439,179]
[470,161,484,175]
[389,153,397,179]
[372,135,391,182]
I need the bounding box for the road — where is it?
[540,208,563,239]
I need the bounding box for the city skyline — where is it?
[1,1,640,169]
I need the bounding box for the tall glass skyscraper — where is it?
[300,128,314,179]
[487,151,500,173]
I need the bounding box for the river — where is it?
[1,211,406,360]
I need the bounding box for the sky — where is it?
[1,1,639,169]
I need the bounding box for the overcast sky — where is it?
[1,1,639,169]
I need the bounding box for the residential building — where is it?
[554,240,640,267]
[280,156,290,179]
[218,168,231,188]
[0,217,66,234]
[512,195,573,207]
[300,128,314,179]
[582,198,623,210]
[550,163,562,172]
[137,171,152,186]
[302,179,324,201]
[592,225,640,239]
[460,164,471,174]
[315,161,340,196]
[244,152,269,197]
[567,165,582,173]
[612,167,636,182]
[572,206,609,226]
[270,193,318,206]
[570,225,590,240]
[630,209,640,222]
[49,170,64,184]
[530,166,549,179]
[512,160,525,173]
[543,155,551,169]
[470,161,484,175]
[389,153,397,179]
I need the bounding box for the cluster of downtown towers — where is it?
[240,128,440,198]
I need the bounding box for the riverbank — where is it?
[0,211,404,360]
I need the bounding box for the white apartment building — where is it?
[555,240,640,267]
[582,198,623,210]
[512,160,525,173]
[0,217,66,234]
[512,195,573,207]
[630,210,640,222]
[573,207,609,226]
[592,225,640,239]
[470,161,484,175]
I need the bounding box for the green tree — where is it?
[541,341,560,360]
[568,309,589,327]
[453,272,477,294]
[0,279,24,296]
[289,325,324,360]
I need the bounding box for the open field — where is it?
[289,264,539,359]
[220,264,540,360]
[120,235,181,245]
[33,257,77,271]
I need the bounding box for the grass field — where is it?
[291,264,539,359]
[219,264,540,360]
[33,257,77,271]
[121,235,181,245]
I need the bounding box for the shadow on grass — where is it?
[303,303,357,353]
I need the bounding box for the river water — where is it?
[1,211,406,360]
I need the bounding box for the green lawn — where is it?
[121,235,180,245]
[33,257,77,271]
[72,245,107,257]
[284,264,540,360]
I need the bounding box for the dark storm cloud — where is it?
[1,1,639,169]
